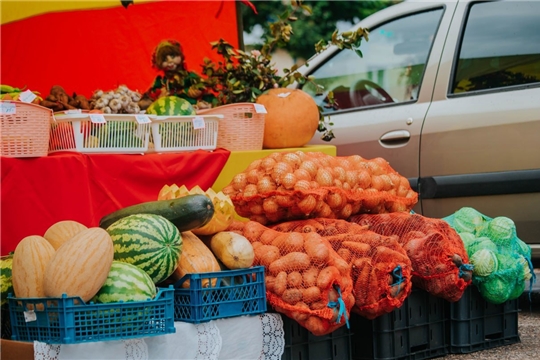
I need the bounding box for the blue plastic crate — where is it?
[350,287,448,360]
[8,287,175,344]
[448,285,520,354]
[169,266,266,323]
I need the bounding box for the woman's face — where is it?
[162,54,182,72]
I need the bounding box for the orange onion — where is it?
[257,176,277,193]
[315,168,334,187]
[281,173,297,190]
[232,173,248,191]
[294,180,311,191]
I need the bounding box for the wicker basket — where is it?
[197,103,265,151]
[1,101,52,157]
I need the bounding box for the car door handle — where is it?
[379,130,411,146]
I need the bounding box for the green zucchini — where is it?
[99,194,214,231]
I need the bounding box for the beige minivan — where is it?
[300,0,540,263]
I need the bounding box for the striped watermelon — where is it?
[146,96,196,116]
[92,261,156,303]
[107,214,182,284]
[1,254,13,306]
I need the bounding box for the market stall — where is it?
[1,2,534,360]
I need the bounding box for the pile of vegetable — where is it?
[1,186,261,326]
[271,218,413,319]
[227,220,355,336]
[349,212,473,302]
[223,151,417,225]
[0,84,42,103]
[443,207,535,304]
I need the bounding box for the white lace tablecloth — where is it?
[33,313,284,360]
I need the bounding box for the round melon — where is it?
[145,96,196,116]
[92,261,156,303]
[43,220,87,250]
[0,254,14,306]
[106,214,183,284]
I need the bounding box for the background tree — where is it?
[241,0,400,60]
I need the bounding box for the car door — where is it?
[419,0,540,259]
[304,1,456,183]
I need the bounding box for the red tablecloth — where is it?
[0,149,230,255]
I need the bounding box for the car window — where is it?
[302,8,444,112]
[452,1,540,94]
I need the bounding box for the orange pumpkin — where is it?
[256,88,319,149]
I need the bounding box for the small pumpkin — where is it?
[256,88,320,149]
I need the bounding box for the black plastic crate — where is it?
[448,285,520,353]
[281,315,353,360]
[1,305,11,340]
[350,287,448,360]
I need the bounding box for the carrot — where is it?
[274,271,288,296]
[354,260,371,305]
[324,233,355,245]
[302,267,319,287]
[272,232,304,253]
[365,267,379,305]
[282,288,303,305]
[341,241,371,256]
[372,246,409,263]
[287,271,303,288]
[316,266,340,289]
[268,252,311,275]
[329,255,350,276]
[336,248,352,262]
[401,230,426,243]
[304,233,330,265]
[302,286,322,304]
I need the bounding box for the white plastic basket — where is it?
[49,112,151,154]
[148,114,221,152]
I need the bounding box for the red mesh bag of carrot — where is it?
[227,220,355,336]
[222,151,418,225]
[349,212,473,302]
[271,219,413,319]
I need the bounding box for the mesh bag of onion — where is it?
[227,220,355,336]
[349,212,473,302]
[271,218,413,319]
[223,151,418,225]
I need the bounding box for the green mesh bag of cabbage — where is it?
[443,207,535,304]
